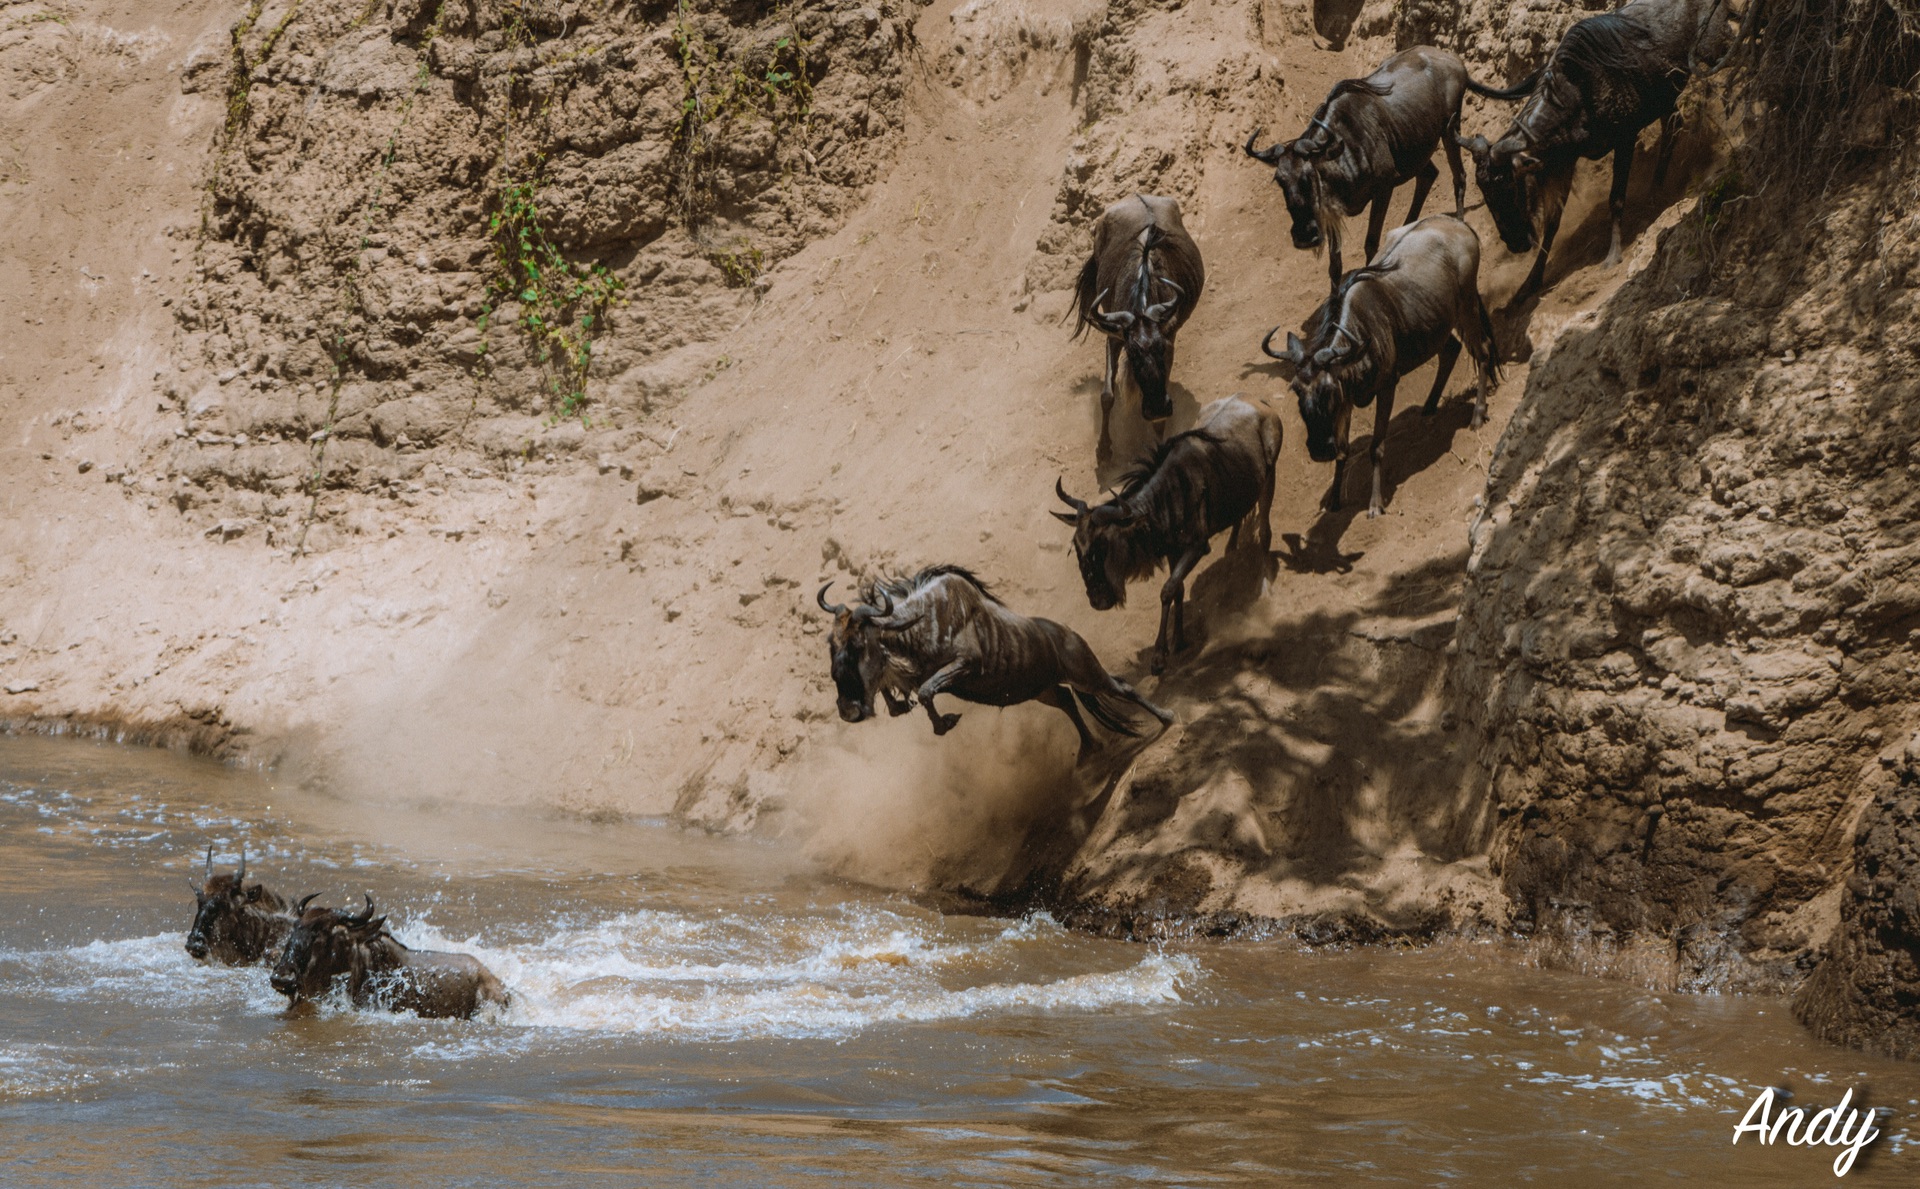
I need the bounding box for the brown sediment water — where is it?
[1,734,1915,1186]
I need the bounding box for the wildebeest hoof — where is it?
[1367,503,1384,519]
[931,712,961,735]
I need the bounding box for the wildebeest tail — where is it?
[1075,689,1148,737]
[1068,251,1101,339]
[1465,69,1540,100]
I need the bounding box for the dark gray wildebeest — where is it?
[1459,0,1735,297]
[185,844,295,965]
[1243,47,1506,293]
[1262,215,1498,519]
[1053,394,1283,674]
[270,895,510,1020]
[817,565,1172,763]
[1069,194,1205,461]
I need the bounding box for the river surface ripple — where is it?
[1,736,1915,1186]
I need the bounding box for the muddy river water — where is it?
[1,735,1916,1185]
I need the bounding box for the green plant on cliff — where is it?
[478,170,625,422]
[671,0,815,229]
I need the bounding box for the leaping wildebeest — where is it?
[1262,215,1498,519]
[1243,46,1499,293]
[1053,394,1283,674]
[185,844,296,965]
[1069,194,1205,461]
[817,565,1172,762]
[1458,0,1734,297]
[270,895,510,1020]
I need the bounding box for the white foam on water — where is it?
[0,932,286,1015]
[387,906,1196,1043]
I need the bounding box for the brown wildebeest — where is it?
[1068,194,1206,460]
[269,896,510,1020]
[1459,0,1734,297]
[1053,394,1283,674]
[1262,215,1498,519]
[185,844,295,965]
[817,565,1172,763]
[1243,46,1503,293]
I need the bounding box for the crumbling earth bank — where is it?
[176,0,921,544]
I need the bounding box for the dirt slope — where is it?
[0,0,1785,956]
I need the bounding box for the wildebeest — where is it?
[1261,215,1498,519]
[1053,394,1283,673]
[1069,194,1205,460]
[817,565,1172,762]
[269,895,510,1020]
[1458,0,1734,296]
[1244,47,1498,293]
[185,844,295,965]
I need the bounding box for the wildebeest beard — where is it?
[1125,336,1173,422]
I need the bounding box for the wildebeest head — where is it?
[1052,479,1136,611]
[185,844,277,963]
[1087,279,1184,423]
[1460,132,1542,254]
[1244,127,1341,252]
[1264,325,1361,464]
[270,894,382,1003]
[816,583,921,723]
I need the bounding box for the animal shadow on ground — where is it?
[1061,549,1491,905]
[1312,0,1366,50]
[1278,395,1479,574]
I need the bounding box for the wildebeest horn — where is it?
[1089,288,1134,332]
[297,893,321,912]
[1144,278,1183,323]
[1261,326,1306,366]
[816,582,845,615]
[1242,129,1283,165]
[1055,476,1089,514]
[204,843,213,884]
[347,894,376,924]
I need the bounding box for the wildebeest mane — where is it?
[864,564,1002,607]
[1097,427,1245,585]
[1299,76,1395,150]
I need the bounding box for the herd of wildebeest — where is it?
[187,0,1737,1020]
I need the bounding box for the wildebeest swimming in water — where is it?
[1053,394,1283,674]
[1263,215,1499,519]
[270,895,510,1020]
[185,844,295,965]
[1458,0,1735,297]
[1069,194,1205,461]
[817,565,1172,764]
[1244,47,1499,293]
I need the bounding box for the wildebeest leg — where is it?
[1106,674,1174,728]
[1039,685,1099,764]
[917,660,971,735]
[1404,159,1438,226]
[1368,380,1399,519]
[1603,143,1635,268]
[1099,337,1120,461]
[1154,542,1209,673]
[1516,166,1571,300]
[1326,231,1344,293]
[1422,336,1461,416]
[1652,112,1680,189]
[1443,112,1467,215]
[881,688,914,717]
[1363,189,1392,262]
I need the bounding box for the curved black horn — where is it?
[1242,129,1284,165]
[204,843,213,884]
[1055,476,1090,515]
[350,894,376,924]
[297,893,321,913]
[816,582,845,615]
[1144,277,1183,323]
[1261,325,1300,364]
[1089,287,1134,332]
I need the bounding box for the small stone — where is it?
[4,680,39,695]
[76,460,93,474]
